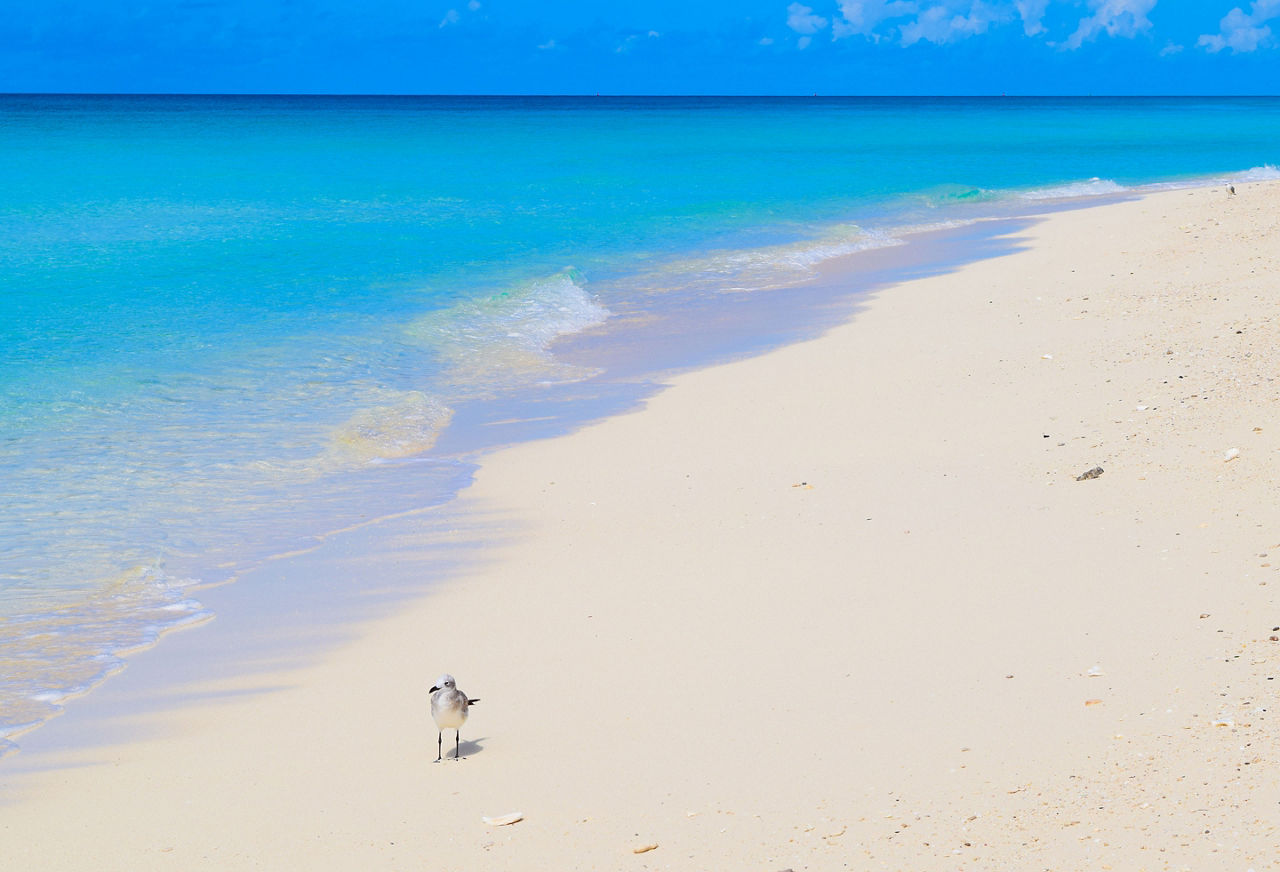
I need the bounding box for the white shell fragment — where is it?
[1086,665,1104,677]
[482,812,524,826]
[1224,448,1240,462]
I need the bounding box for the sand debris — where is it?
[1224,447,1240,462]
[1076,466,1105,481]
[632,843,659,854]
[482,812,524,826]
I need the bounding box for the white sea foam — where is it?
[757,224,906,272]
[642,224,905,296]
[304,271,611,470]
[1236,164,1280,182]
[0,564,209,755]
[1019,177,1129,201]
[406,269,611,393]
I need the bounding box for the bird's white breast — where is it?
[431,689,468,729]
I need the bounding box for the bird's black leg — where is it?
[436,730,443,762]
[455,729,462,760]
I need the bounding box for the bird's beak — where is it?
[429,685,440,693]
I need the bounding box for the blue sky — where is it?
[2,1,1278,95]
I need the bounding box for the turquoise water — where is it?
[2,95,1278,751]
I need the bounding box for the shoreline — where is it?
[0,200,1040,760]
[4,180,1279,869]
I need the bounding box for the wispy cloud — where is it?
[1014,0,1051,36]
[440,2,483,30]
[1198,0,1280,52]
[787,2,830,35]
[1062,0,1157,50]
[778,0,1254,54]
[615,30,661,54]
[829,0,1034,46]
[900,1,1013,45]
[833,0,918,38]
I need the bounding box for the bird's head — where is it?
[431,674,456,693]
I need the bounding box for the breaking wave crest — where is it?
[1236,164,1280,182]
[406,269,611,395]
[1019,177,1129,200]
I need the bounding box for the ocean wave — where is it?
[325,390,455,465]
[908,184,1001,209]
[406,269,610,393]
[0,564,209,755]
[1019,177,1129,201]
[1235,164,1280,182]
[755,223,905,272]
[628,224,905,297]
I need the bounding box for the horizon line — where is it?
[3,92,1278,99]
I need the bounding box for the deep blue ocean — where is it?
[2,95,1278,751]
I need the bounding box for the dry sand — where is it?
[2,182,1279,870]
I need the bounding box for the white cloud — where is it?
[615,31,662,53]
[832,0,1016,45]
[467,0,481,10]
[1014,0,1051,35]
[834,0,918,38]
[787,2,829,34]
[438,8,460,28]
[899,1,1012,45]
[1062,0,1157,50]
[759,35,776,44]
[798,34,814,47]
[774,0,1200,50]
[537,38,557,50]
[1198,0,1280,53]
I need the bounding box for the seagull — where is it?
[1228,184,1236,196]
[430,674,479,761]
